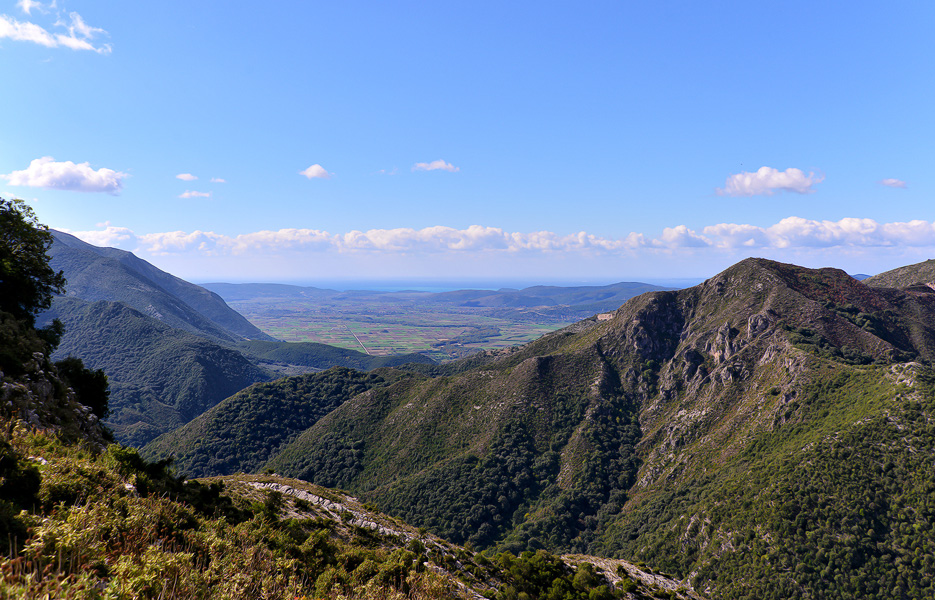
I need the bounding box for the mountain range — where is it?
[49,231,272,343]
[40,231,432,445]
[203,280,672,318]
[145,256,935,600]
[21,224,935,598]
[5,211,698,599]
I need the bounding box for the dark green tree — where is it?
[0,197,66,326]
[55,356,110,420]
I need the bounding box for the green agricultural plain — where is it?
[229,298,570,361]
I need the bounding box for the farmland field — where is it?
[207,280,671,363]
[227,298,569,362]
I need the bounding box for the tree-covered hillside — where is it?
[3,197,693,598]
[3,424,694,599]
[242,258,935,599]
[39,232,439,447]
[40,297,271,446]
[142,367,391,477]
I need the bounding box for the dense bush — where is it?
[0,422,631,599]
[600,365,935,600]
[144,367,386,477]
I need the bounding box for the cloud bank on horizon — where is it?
[64,216,935,257]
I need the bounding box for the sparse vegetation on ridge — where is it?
[3,197,695,599]
[244,258,935,599]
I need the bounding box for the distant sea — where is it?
[196,277,707,293]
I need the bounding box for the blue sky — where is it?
[2,1,932,285]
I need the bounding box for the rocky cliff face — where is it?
[578,259,935,488]
[269,259,935,522]
[185,258,935,599]
[0,311,108,448]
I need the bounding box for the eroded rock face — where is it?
[583,257,935,497]
[746,313,771,339]
[1,351,107,448]
[244,257,935,597]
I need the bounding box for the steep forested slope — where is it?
[142,367,391,477]
[2,196,698,600]
[41,297,271,446]
[255,258,935,600]
[43,233,437,446]
[49,230,273,342]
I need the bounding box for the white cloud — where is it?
[880,178,907,189]
[210,177,226,183]
[137,230,226,254]
[2,156,125,194]
[300,164,332,179]
[62,12,102,40]
[412,159,459,173]
[58,217,935,270]
[656,225,710,248]
[717,166,823,197]
[702,217,935,250]
[223,229,335,253]
[0,11,110,53]
[179,190,211,198]
[59,223,134,247]
[17,0,52,15]
[176,173,198,181]
[702,223,770,249]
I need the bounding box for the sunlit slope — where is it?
[49,230,273,342]
[142,367,391,477]
[42,297,271,446]
[264,258,935,599]
[864,257,935,289]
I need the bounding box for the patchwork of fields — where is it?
[206,280,669,363]
[228,298,568,361]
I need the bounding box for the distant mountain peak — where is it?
[49,230,274,343]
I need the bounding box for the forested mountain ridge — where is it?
[142,367,393,477]
[864,257,935,289]
[40,297,272,446]
[241,258,935,599]
[40,232,434,446]
[49,230,274,342]
[2,199,698,599]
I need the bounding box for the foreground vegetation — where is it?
[1,422,699,599]
[1,196,695,599]
[11,195,935,598]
